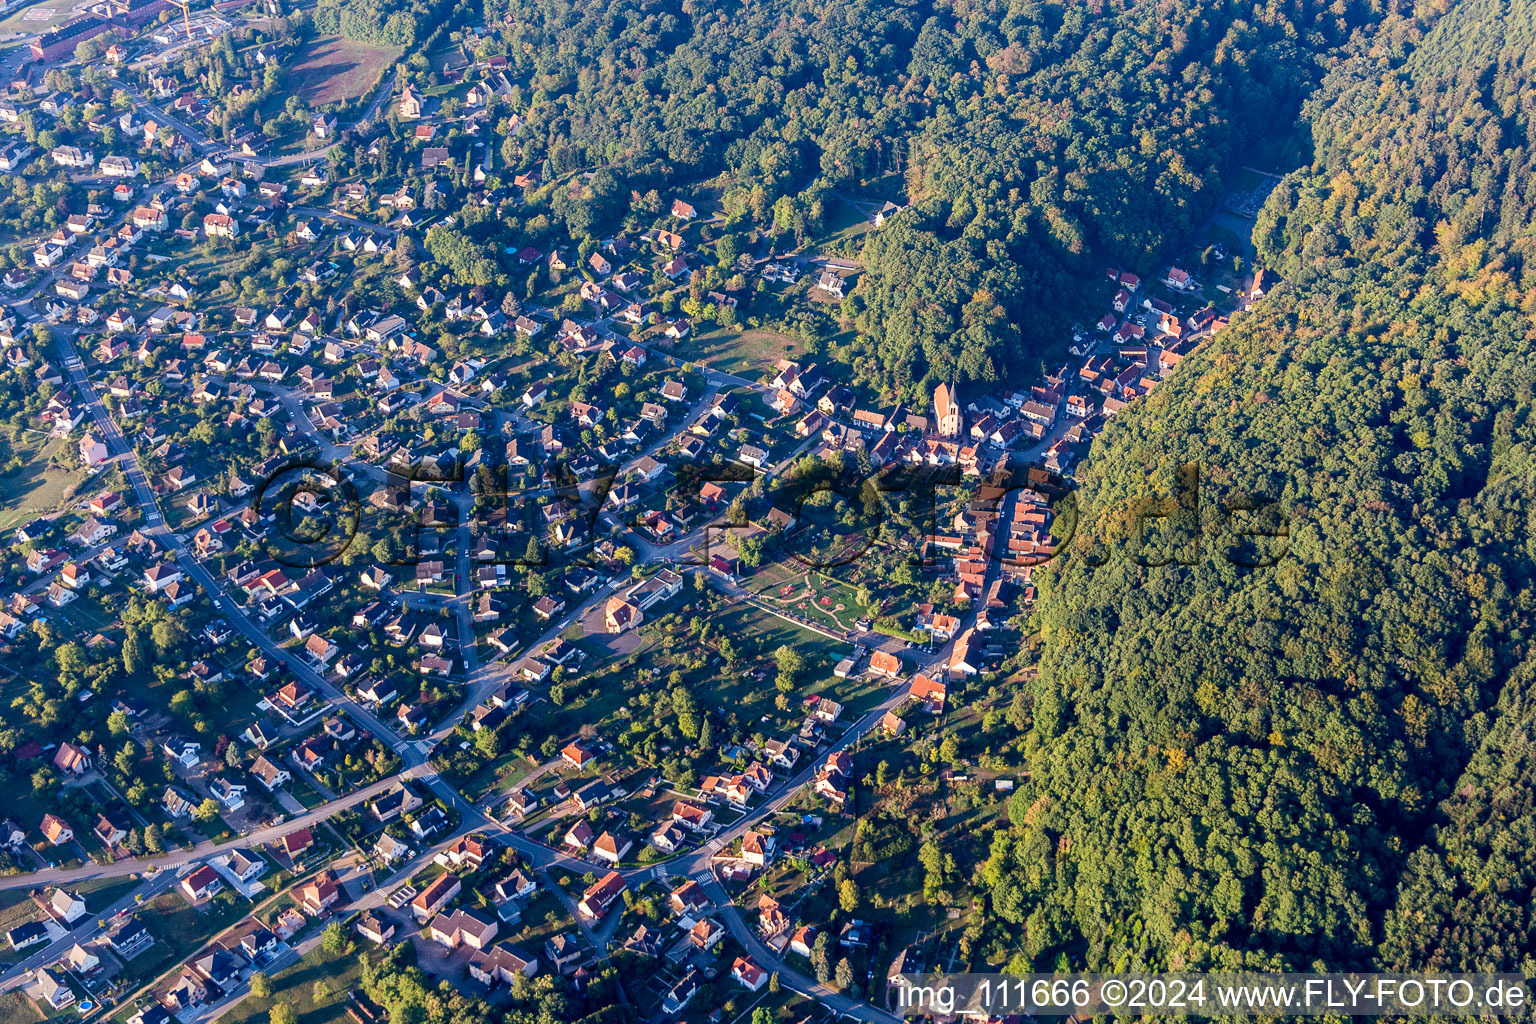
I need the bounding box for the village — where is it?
[0,4,1279,1023]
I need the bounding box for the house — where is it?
[64,942,100,974]
[870,649,903,679]
[732,956,768,991]
[180,865,224,902]
[297,872,340,915]
[35,969,75,1011]
[279,827,314,860]
[544,933,582,972]
[563,819,594,852]
[436,834,488,870]
[162,966,212,1011]
[592,831,632,864]
[561,742,595,769]
[355,911,396,945]
[203,213,239,238]
[41,813,74,846]
[411,873,462,922]
[399,84,424,119]
[79,432,110,466]
[52,742,91,776]
[662,969,701,1015]
[369,784,423,823]
[251,755,291,791]
[689,917,725,950]
[468,943,540,985]
[94,812,128,847]
[672,801,713,832]
[104,916,154,959]
[224,849,266,883]
[911,673,948,712]
[163,787,194,818]
[650,821,686,854]
[577,871,626,922]
[430,908,498,950]
[812,697,843,723]
[48,888,88,924]
[741,829,775,867]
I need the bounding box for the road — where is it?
[117,84,218,154]
[288,206,398,237]
[0,866,184,989]
[6,339,915,1014]
[10,239,985,1024]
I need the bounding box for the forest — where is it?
[998,0,1536,979]
[462,0,1378,401]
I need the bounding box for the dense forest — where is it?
[468,0,1378,399]
[999,0,1536,978]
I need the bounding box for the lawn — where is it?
[674,328,804,379]
[0,434,88,531]
[813,196,874,253]
[287,34,401,107]
[220,944,363,1024]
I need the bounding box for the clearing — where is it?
[287,34,401,107]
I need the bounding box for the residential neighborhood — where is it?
[0,2,1289,1022]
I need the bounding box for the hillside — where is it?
[1000,0,1536,974]
[476,0,1379,399]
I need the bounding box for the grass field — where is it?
[221,944,362,1024]
[0,991,42,1024]
[287,34,401,107]
[674,328,804,378]
[0,434,88,531]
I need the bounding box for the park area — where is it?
[287,34,401,106]
[745,562,869,634]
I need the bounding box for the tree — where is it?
[774,645,804,691]
[270,1004,296,1024]
[195,798,222,823]
[249,973,271,999]
[322,922,348,956]
[838,877,859,912]
[144,824,164,853]
[835,957,854,990]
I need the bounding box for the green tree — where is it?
[838,878,858,912]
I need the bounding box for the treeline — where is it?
[314,0,442,46]
[993,0,1536,978]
